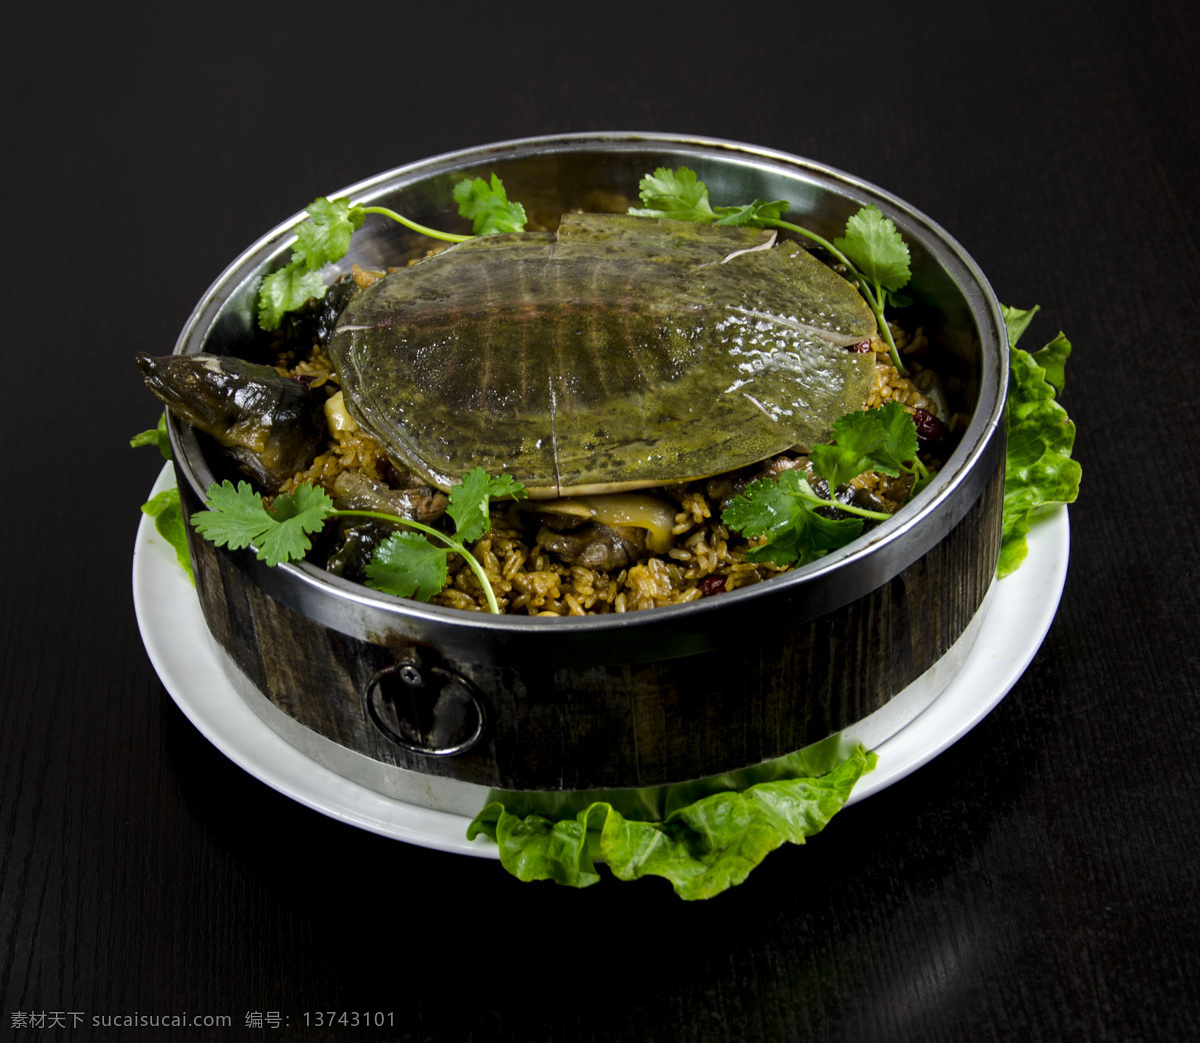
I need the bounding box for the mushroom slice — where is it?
[532,493,677,554]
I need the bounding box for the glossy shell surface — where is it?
[328,213,876,497]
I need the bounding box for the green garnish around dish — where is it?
[451,174,528,236]
[722,403,925,568]
[256,263,331,332]
[189,467,527,613]
[257,175,527,330]
[140,487,193,583]
[128,422,527,602]
[998,304,1081,576]
[811,400,927,491]
[467,744,877,900]
[443,467,527,543]
[722,313,1081,580]
[628,167,913,373]
[192,481,334,568]
[131,163,1086,901]
[833,206,914,312]
[723,471,867,568]
[365,469,526,605]
[129,412,172,460]
[131,414,193,583]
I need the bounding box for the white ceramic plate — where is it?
[132,466,1069,857]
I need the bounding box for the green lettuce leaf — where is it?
[140,486,193,583]
[1002,302,1040,349]
[468,745,876,899]
[1030,332,1071,395]
[999,306,1081,577]
[130,413,172,460]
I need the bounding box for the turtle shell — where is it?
[328,214,876,497]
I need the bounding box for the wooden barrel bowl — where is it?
[167,134,1008,804]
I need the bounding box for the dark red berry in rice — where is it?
[913,408,949,451]
[699,575,726,597]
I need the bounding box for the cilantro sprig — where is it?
[452,175,529,237]
[190,467,527,613]
[722,470,867,567]
[193,480,334,567]
[809,400,929,493]
[257,176,527,331]
[629,167,912,374]
[723,403,925,568]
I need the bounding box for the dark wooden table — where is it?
[4,2,1197,1039]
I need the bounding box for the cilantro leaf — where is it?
[810,402,919,489]
[723,470,863,568]
[628,167,719,222]
[364,532,449,601]
[832,205,911,294]
[141,486,193,583]
[723,406,921,568]
[292,196,365,270]
[256,175,524,331]
[188,469,524,612]
[258,484,338,565]
[713,199,791,226]
[191,480,276,549]
[191,480,335,567]
[257,260,329,330]
[446,466,528,544]
[360,467,526,607]
[629,169,788,228]
[453,174,527,235]
[130,413,172,460]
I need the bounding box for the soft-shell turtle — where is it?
[329,213,876,498]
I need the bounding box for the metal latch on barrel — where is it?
[365,647,485,756]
